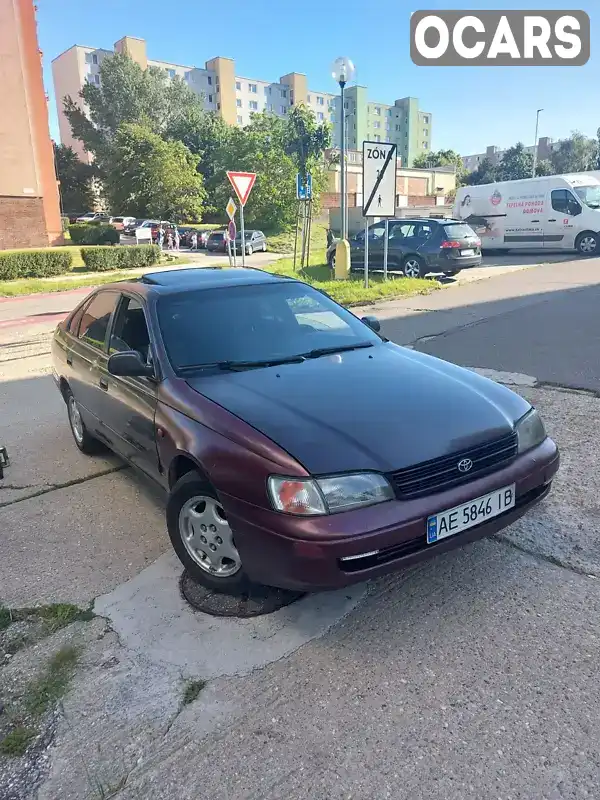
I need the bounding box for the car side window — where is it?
[109,296,151,364]
[390,223,415,240]
[368,226,385,240]
[416,223,434,240]
[78,292,118,350]
[67,299,91,335]
[551,189,581,216]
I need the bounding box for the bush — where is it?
[0,249,73,280]
[80,245,160,272]
[68,223,119,245]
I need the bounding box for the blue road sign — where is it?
[296,173,313,201]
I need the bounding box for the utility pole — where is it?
[532,108,543,177]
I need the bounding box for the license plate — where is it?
[426,484,515,544]
[460,248,475,256]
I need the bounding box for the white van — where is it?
[454,173,600,255]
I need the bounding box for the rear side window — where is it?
[443,223,476,239]
[67,300,90,335]
[78,292,118,350]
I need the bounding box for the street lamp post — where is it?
[331,57,355,245]
[532,108,543,177]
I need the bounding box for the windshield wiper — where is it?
[178,355,306,373]
[301,342,375,359]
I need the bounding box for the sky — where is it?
[38,0,598,156]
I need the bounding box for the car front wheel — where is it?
[246,245,253,256]
[402,255,426,279]
[167,471,250,594]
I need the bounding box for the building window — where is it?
[317,112,324,121]
[236,81,241,90]
[423,128,428,136]
[395,124,400,132]
[184,71,191,81]
[92,54,98,65]
[281,89,287,98]
[208,94,213,103]
[374,135,381,142]
[423,115,430,123]
[167,69,176,79]
[236,99,242,107]
[267,104,273,112]
[388,108,393,116]
[249,83,257,93]
[207,76,212,85]
[317,96,324,105]
[281,106,287,114]
[264,86,269,95]
[307,94,311,102]
[405,117,408,123]
[237,115,243,124]
[344,101,348,110]
[374,106,381,115]
[373,121,380,129]
[249,100,258,110]
[422,141,428,148]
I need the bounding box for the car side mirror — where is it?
[361,315,381,333]
[108,350,154,378]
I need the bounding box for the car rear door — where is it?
[67,291,120,442]
[101,293,160,479]
[386,222,417,267]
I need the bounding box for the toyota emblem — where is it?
[457,458,473,473]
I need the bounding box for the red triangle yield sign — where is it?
[227,171,256,207]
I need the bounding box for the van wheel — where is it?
[575,232,599,256]
[402,255,426,279]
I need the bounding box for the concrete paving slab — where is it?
[0,470,167,607]
[95,553,368,680]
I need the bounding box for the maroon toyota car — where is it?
[51,267,559,594]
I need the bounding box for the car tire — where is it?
[65,389,103,455]
[167,471,251,595]
[401,254,426,279]
[262,242,267,252]
[575,231,599,256]
[247,245,253,256]
[328,250,336,269]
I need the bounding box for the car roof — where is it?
[113,267,295,295]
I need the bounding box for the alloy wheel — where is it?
[68,396,84,444]
[403,258,422,278]
[179,496,241,578]
[579,235,597,254]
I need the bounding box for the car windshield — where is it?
[157,281,381,371]
[573,185,600,209]
[443,223,476,239]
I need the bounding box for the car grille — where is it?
[388,431,518,499]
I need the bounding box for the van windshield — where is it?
[573,185,600,209]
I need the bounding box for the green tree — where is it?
[534,158,554,177]
[465,157,499,186]
[496,143,533,181]
[105,124,205,222]
[285,105,331,177]
[550,131,597,174]
[53,143,96,211]
[62,53,205,166]
[413,149,466,182]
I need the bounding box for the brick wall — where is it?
[321,192,358,209]
[0,196,52,249]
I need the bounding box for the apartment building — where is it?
[462,137,561,172]
[0,0,62,248]
[52,36,432,166]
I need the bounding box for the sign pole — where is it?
[232,217,237,267]
[383,218,389,281]
[240,203,246,268]
[227,236,233,267]
[364,218,369,289]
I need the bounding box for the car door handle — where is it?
[66,356,73,366]
[548,218,556,222]
[99,378,109,391]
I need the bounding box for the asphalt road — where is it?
[2,253,600,799]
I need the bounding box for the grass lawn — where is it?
[266,223,327,254]
[0,272,141,297]
[269,250,437,306]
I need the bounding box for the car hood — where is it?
[185,343,530,475]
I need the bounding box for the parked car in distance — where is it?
[234,230,267,255]
[123,218,147,237]
[137,220,177,243]
[198,230,211,249]
[110,216,137,232]
[51,267,558,595]
[327,218,481,278]
[177,227,198,248]
[75,212,112,224]
[206,231,228,253]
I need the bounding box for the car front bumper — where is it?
[222,437,559,590]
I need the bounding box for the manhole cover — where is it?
[180,572,305,618]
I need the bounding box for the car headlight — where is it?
[516,408,546,453]
[267,473,394,516]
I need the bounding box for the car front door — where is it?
[365,223,386,269]
[386,222,417,268]
[67,291,120,443]
[545,189,581,249]
[102,293,160,479]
